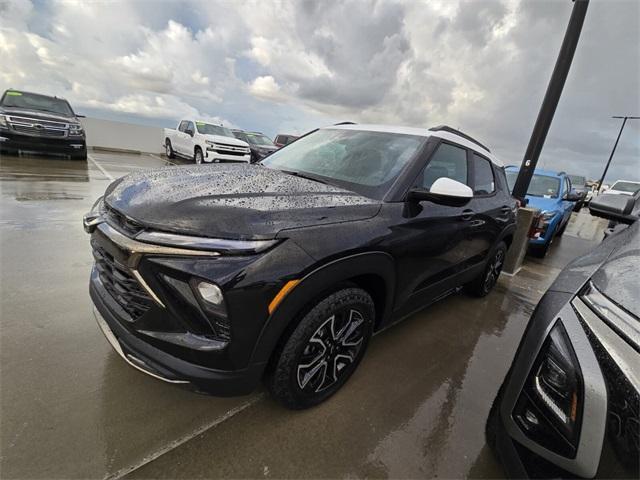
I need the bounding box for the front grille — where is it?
[7,115,69,129]
[92,241,153,320]
[214,149,246,156]
[212,142,250,154]
[105,206,144,236]
[12,124,67,137]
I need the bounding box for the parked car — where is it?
[567,174,591,210]
[486,195,639,479]
[0,89,87,160]
[164,119,251,164]
[505,167,581,257]
[274,133,299,148]
[603,179,640,196]
[231,129,278,163]
[84,123,517,409]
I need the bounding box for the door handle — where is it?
[461,209,474,221]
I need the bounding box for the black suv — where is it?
[84,124,517,408]
[0,90,87,160]
[231,129,278,163]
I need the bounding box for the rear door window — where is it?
[471,154,495,195]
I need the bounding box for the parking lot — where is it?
[0,151,607,479]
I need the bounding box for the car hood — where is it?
[525,195,561,213]
[549,222,639,318]
[0,106,78,123]
[590,222,640,318]
[202,134,249,148]
[104,164,381,239]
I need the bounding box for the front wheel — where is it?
[267,288,375,409]
[165,139,175,159]
[194,147,203,164]
[466,241,507,297]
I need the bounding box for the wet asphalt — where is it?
[0,152,607,479]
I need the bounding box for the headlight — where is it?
[0,115,7,128]
[513,321,583,457]
[135,230,279,254]
[205,140,216,146]
[69,124,84,135]
[540,210,557,222]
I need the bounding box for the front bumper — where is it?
[0,130,86,156]
[205,149,251,163]
[90,271,265,395]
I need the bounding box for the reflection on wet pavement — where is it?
[0,152,608,479]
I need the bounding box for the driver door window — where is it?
[418,143,468,190]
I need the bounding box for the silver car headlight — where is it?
[0,115,7,128]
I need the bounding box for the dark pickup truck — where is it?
[0,90,87,160]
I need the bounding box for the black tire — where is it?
[530,241,550,258]
[465,241,507,297]
[194,146,203,164]
[556,218,568,237]
[267,287,375,409]
[71,151,87,161]
[165,139,175,159]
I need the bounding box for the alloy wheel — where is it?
[296,309,365,393]
[195,150,203,164]
[484,248,505,292]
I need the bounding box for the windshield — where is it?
[568,175,586,188]
[506,171,561,197]
[195,122,234,138]
[611,181,640,193]
[261,128,425,199]
[245,133,274,146]
[1,91,74,116]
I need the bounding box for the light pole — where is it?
[597,116,640,193]
[512,0,589,201]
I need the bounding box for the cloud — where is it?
[0,0,638,181]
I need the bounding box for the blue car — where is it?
[505,167,580,257]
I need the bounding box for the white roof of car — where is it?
[326,123,503,166]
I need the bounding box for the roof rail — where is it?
[428,125,491,153]
[334,121,357,126]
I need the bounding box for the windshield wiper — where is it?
[279,169,328,185]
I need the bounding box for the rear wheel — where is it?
[194,147,203,164]
[466,241,506,297]
[165,139,175,159]
[267,288,374,409]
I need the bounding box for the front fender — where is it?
[248,251,396,366]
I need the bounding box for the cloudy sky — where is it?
[1,0,638,181]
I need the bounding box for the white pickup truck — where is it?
[164,119,251,164]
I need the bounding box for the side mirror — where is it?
[565,190,583,202]
[589,193,638,225]
[185,128,194,137]
[408,177,473,207]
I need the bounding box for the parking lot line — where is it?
[104,394,264,480]
[88,153,114,181]
[149,153,177,165]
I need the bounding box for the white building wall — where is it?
[81,117,164,154]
